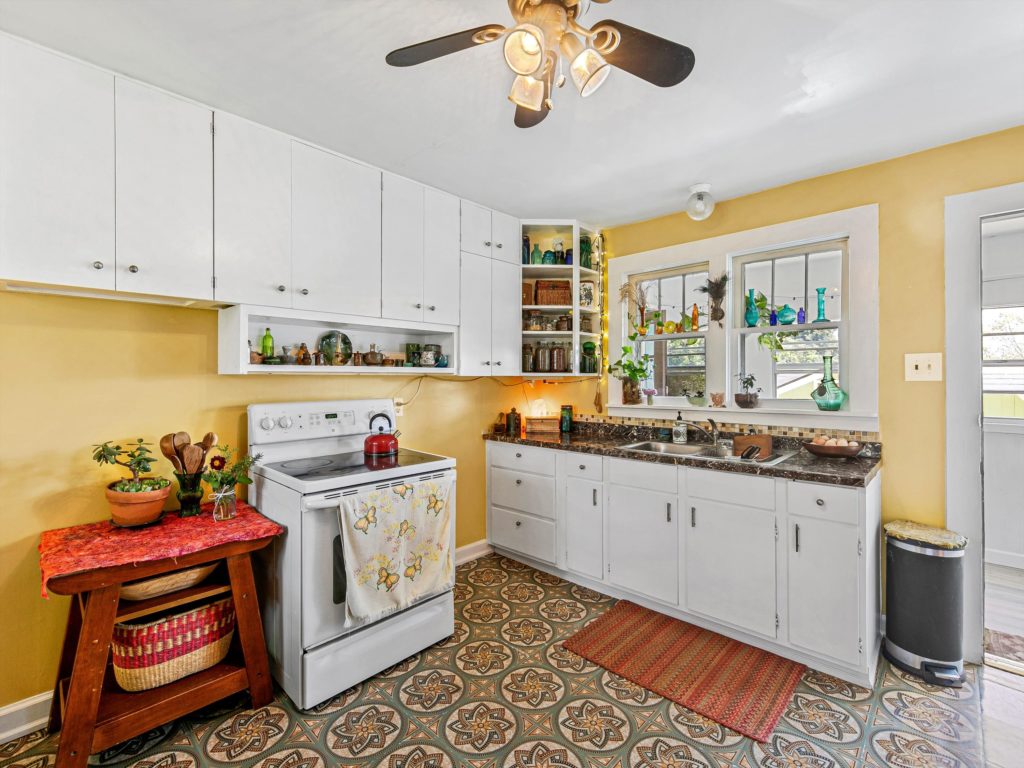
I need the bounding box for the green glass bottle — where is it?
[530,244,543,264]
[811,355,848,411]
[260,327,275,358]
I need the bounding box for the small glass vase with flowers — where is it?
[202,446,261,521]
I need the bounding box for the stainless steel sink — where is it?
[619,440,796,467]
[619,441,707,457]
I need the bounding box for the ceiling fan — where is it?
[385,0,696,128]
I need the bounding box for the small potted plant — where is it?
[735,374,762,408]
[203,446,261,521]
[687,389,708,407]
[609,337,653,405]
[92,439,171,527]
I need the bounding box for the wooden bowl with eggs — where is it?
[802,435,864,458]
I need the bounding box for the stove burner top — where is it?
[263,448,445,483]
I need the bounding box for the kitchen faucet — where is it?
[683,418,719,446]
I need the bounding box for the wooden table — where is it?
[40,505,283,768]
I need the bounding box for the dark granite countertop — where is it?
[483,431,881,488]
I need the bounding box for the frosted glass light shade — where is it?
[570,48,610,97]
[508,74,545,111]
[685,184,716,221]
[504,24,545,76]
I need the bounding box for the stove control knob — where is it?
[259,417,275,431]
[277,416,293,429]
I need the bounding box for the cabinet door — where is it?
[423,188,461,325]
[291,142,382,316]
[608,485,678,604]
[566,477,603,580]
[788,515,860,664]
[0,35,114,288]
[214,112,291,306]
[490,258,521,373]
[115,79,213,299]
[490,210,521,264]
[460,200,492,257]
[685,500,776,637]
[381,173,424,321]
[458,252,492,375]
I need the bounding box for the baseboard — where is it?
[0,691,50,745]
[985,550,1024,570]
[455,539,492,565]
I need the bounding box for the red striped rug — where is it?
[563,601,805,742]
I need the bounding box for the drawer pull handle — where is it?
[515,479,522,485]
[795,523,801,552]
[592,488,597,506]
[300,288,309,295]
[515,452,522,458]
[579,464,586,470]
[515,521,522,527]
[666,502,672,523]
[92,261,104,270]
[691,506,696,527]
[277,285,286,292]
[485,240,492,246]
[816,498,825,507]
[128,264,139,273]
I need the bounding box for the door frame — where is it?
[945,182,1024,663]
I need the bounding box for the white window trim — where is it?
[608,205,879,430]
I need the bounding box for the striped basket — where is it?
[111,598,236,691]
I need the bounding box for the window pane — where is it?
[983,365,1024,393]
[639,336,706,396]
[653,275,683,327]
[683,272,709,330]
[743,260,772,315]
[983,307,1024,334]
[807,250,842,321]
[773,255,805,314]
[983,393,1024,418]
[983,334,1024,361]
[741,327,840,400]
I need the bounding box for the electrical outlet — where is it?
[394,401,404,416]
[904,352,942,382]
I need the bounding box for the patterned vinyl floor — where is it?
[0,553,985,767]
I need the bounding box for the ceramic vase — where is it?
[811,355,848,411]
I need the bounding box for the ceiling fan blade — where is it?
[514,104,549,129]
[594,20,695,87]
[386,25,505,67]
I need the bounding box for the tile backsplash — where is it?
[575,413,880,444]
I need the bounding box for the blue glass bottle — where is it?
[769,309,778,326]
[797,307,806,324]
[744,289,760,328]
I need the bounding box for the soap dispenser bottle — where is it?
[672,411,687,444]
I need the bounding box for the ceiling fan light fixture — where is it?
[509,74,545,112]
[571,47,610,97]
[504,23,545,75]
[685,183,715,221]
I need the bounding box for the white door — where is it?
[566,477,603,580]
[381,173,424,321]
[788,515,860,663]
[685,500,776,637]
[491,210,521,264]
[213,112,291,306]
[0,35,114,289]
[460,200,492,257]
[115,79,212,299]
[490,259,521,374]
[423,188,461,325]
[607,485,678,604]
[291,142,382,316]
[459,252,492,375]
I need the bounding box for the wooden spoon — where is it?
[172,431,191,460]
[182,444,205,474]
[160,433,184,473]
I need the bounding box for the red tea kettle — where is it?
[364,413,400,456]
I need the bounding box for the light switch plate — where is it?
[905,352,943,381]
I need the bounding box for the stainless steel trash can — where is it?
[883,520,968,687]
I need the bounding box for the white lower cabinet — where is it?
[491,508,556,564]
[565,477,603,580]
[685,498,777,637]
[607,484,678,605]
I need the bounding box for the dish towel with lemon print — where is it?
[338,475,454,624]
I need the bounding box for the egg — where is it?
[849,441,859,448]
[825,438,839,446]
[812,436,827,445]
[836,438,849,446]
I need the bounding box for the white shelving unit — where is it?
[519,219,603,378]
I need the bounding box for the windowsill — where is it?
[608,403,879,432]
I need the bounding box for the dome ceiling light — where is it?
[386,0,696,129]
[685,183,715,221]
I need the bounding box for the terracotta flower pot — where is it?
[105,483,171,527]
[734,393,759,409]
[622,378,642,405]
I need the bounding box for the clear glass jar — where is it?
[551,342,566,373]
[535,342,551,372]
[522,343,535,372]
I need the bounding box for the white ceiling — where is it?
[1,0,1022,226]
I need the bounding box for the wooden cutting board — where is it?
[733,433,772,459]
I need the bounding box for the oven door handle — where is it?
[303,494,344,511]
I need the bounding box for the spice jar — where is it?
[556,315,571,331]
[522,343,535,372]
[580,314,593,333]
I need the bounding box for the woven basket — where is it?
[535,279,572,306]
[111,598,236,691]
[119,563,217,601]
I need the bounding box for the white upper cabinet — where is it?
[291,142,381,317]
[0,35,114,289]
[490,258,521,373]
[115,79,213,299]
[490,210,521,264]
[460,200,492,257]
[423,188,461,325]
[382,173,425,322]
[458,252,493,376]
[214,112,291,307]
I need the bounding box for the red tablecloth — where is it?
[39,502,283,597]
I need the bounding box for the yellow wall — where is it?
[606,124,1024,530]
[0,292,598,704]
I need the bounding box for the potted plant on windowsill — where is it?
[609,335,653,406]
[92,439,171,527]
[735,374,762,409]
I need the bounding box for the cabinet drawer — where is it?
[490,442,554,476]
[566,455,603,481]
[789,481,859,525]
[686,468,774,509]
[490,507,556,564]
[608,458,677,493]
[491,467,556,519]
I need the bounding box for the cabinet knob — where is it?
[496,242,503,249]
[484,240,492,247]
[494,361,503,366]
[277,285,286,292]
[92,261,104,270]
[579,464,586,470]
[515,479,522,485]
[515,452,522,458]
[427,305,436,311]
[300,288,309,295]
[816,498,825,507]
[415,303,422,309]
[483,361,491,365]
[128,264,139,273]
[515,521,522,527]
